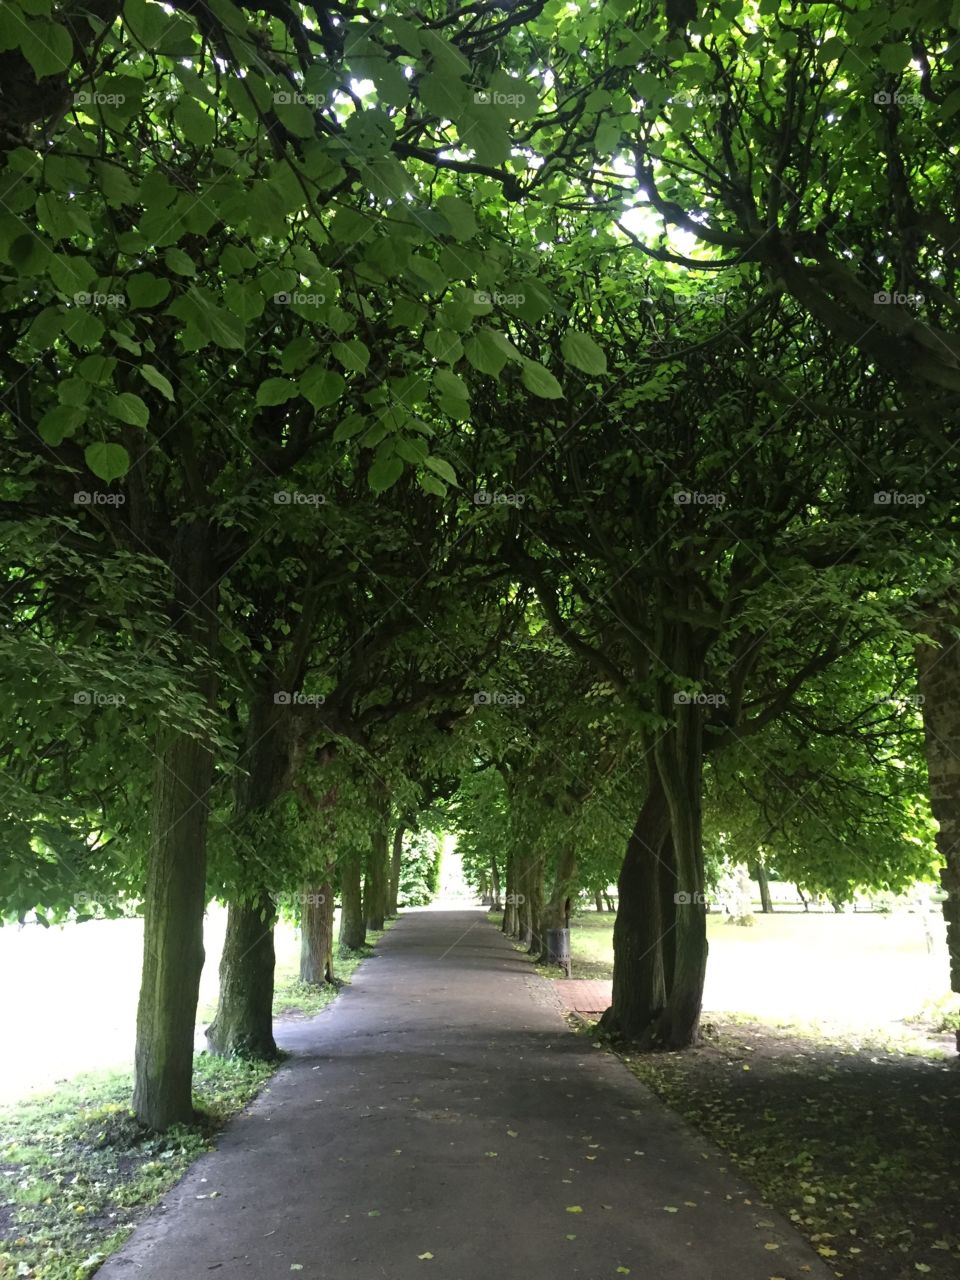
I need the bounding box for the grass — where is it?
[0,929,391,1279]
[0,1055,274,1280]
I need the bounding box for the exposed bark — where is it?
[340,849,366,950]
[206,684,305,1061]
[205,893,279,1059]
[538,845,578,964]
[388,824,405,917]
[365,828,389,931]
[753,861,773,913]
[490,856,502,910]
[300,881,335,985]
[915,604,960,1048]
[502,847,518,935]
[526,854,545,956]
[598,774,671,1040]
[594,891,604,912]
[133,525,217,1130]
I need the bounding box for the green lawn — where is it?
[0,928,391,1280]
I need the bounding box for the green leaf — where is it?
[127,273,171,309]
[424,455,458,486]
[561,329,608,376]
[464,330,507,377]
[21,19,73,77]
[332,339,370,372]
[106,392,149,427]
[300,367,345,409]
[164,247,196,276]
[256,377,299,407]
[436,194,478,242]
[521,359,563,399]
[140,364,175,401]
[38,403,85,446]
[85,442,130,482]
[433,368,469,401]
[368,453,404,493]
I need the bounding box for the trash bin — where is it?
[546,927,571,977]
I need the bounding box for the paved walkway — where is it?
[99,908,832,1280]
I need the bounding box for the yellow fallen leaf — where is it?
[566,1206,583,1214]
[507,1130,518,1137]
[764,1243,780,1251]
[663,1206,679,1213]
[418,1253,433,1261]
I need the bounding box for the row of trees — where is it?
[2,0,958,1128]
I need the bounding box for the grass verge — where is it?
[1,928,391,1279]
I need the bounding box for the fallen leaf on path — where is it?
[566,1206,583,1213]
[417,1253,433,1261]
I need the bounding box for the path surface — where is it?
[98,908,833,1280]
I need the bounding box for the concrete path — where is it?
[98,908,833,1280]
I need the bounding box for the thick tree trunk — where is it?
[133,725,213,1129]
[502,848,518,935]
[388,825,405,917]
[538,845,577,963]
[340,850,366,950]
[599,775,671,1039]
[753,861,773,913]
[490,856,502,911]
[915,606,960,1047]
[300,882,335,984]
[594,891,604,913]
[525,854,545,955]
[133,525,217,1130]
[206,894,278,1059]
[642,712,707,1050]
[366,829,389,931]
[206,685,303,1061]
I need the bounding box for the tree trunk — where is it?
[527,854,545,956]
[642,710,707,1050]
[538,845,577,963]
[490,856,502,911]
[300,882,335,984]
[753,861,773,913]
[206,893,278,1059]
[207,684,304,1061]
[599,775,671,1039]
[502,847,518,935]
[388,825,405,917]
[340,850,366,950]
[915,605,960,1048]
[133,525,217,1130]
[366,828,389,931]
[594,891,604,912]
